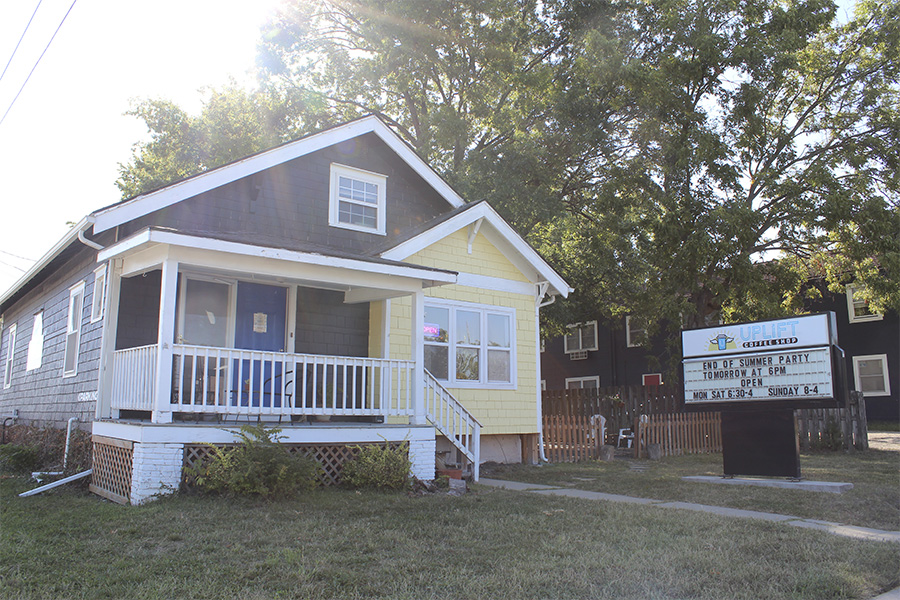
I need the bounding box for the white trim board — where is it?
[381,201,570,298]
[99,229,457,287]
[91,116,464,234]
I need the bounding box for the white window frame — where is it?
[852,354,891,397]
[846,285,883,323]
[329,163,387,236]
[176,273,237,348]
[4,323,16,388]
[565,376,600,389]
[564,321,598,353]
[423,298,516,389]
[26,310,43,371]
[63,282,85,377]
[91,264,108,323]
[626,316,645,348]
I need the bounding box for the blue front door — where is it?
[233,282,288,407]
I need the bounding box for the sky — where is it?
[0,0,282,295]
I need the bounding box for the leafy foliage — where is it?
[190,424,322,499]
[340,441,412,490]
[117,0,900,372]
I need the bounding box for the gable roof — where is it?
[380,200,570,298]
[91,115,465,234]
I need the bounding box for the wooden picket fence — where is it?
[797,390,868,451]
[542,387,869,462]
[634,412,722,458]
[542,414,605,462]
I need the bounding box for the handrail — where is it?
[423,370,481,481]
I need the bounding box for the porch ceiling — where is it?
[100,228,457,302]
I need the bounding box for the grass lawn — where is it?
[482,449,900,531]
[2,477,898,600]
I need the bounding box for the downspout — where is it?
[30,417,78,481]
[535,283,556,463]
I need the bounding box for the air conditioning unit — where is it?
[569,350,588,361]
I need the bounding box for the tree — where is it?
[116,0,899,369]
[257,0,564,191]
[117,83,312,198]
[533,0,899,352]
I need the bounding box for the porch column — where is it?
[152,258,178,424]
[96,259,122,420]
[410,288,426,425]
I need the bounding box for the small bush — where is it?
[2,424,92,473]
[340,441,411,490]
[0,444,41,474]
[189,424,322,499]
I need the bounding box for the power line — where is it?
[0,0,44,85]
[0,0,78,128]
[0,248,35,262]
[0,258,27,273]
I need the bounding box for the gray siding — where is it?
[118,133,450,254]
[0,245,104,428]
[295,288,369,357]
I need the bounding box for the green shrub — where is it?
[0,444,41,474]
[340,441,412,490]
[189,424,322,499]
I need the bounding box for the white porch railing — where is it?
[111,344,414,419]
[424,370,482,481]
[111,344,157,411]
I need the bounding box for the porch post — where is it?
[96,259,122,420]
[410,288,426,425]
[152,258,178,424]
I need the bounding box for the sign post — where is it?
[682,313,846,478]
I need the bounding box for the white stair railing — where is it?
[423,370,482,481]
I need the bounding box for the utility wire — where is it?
[0,258,27,273]
[0,0,43,84]
[0,248,35,262]
[0,0,78,128]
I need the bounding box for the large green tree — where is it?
[533,0,899,347]
[117,0,899,366]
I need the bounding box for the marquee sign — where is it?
[682,313,845,410]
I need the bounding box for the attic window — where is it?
[329,163,387,235]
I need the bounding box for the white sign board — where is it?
[682,313,838,406]
[682,313,833,358]
[684,348,834,404]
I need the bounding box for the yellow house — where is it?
[0,116,569,503]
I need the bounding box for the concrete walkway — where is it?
[479,478,900,544]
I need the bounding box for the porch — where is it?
[91,229,482,501]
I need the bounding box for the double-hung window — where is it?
[424,300,515,387]
[329,163,387,235]
[91,264,107,323]
[626,316,646,348]
[846,285,882,323]
[3,323,16,388]
[26,311,43,371]
[852,355,891,397]
[564,321,598,353]
[63,282,85,377]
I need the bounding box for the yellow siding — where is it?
[390,227,539,435]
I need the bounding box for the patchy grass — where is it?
[1,478,898,599]
[483,449,900,531]
[869,421,900,432]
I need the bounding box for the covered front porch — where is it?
[89,228,481,502]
